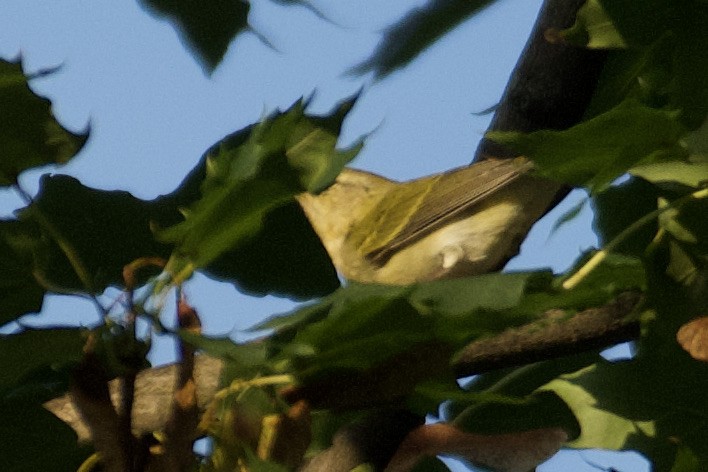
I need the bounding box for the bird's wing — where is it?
[367,158,532,265]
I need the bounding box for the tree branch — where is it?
[475,0,607,159]
[44,291,641,459]
[46,354,223,444]
[453,291,642,377]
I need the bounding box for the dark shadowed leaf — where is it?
[0,58,88,186]
[196,258,642,409]
[0,327,85,389]
[410,456,451,472]
[19,175,173,294]
[451,390,580,438]
[562,1,708,128]
[592,177,660,256]
[351,0,500,78]
[0,219,46,323]
[153,136,341,299]
[541,246,708,470]
[202,200,340,298]
[0,398,91,472]
[138,0,250,74]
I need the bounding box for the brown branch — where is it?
[45,291,641,443]
[69,339,129,472]
[153,298,203,471]
[475,0,607,159]
[385,423,568,472]
[453,291,642,377]
[46,354,223,444]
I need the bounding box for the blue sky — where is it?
[0,1,647,470]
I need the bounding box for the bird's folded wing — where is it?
[367,158,532,265]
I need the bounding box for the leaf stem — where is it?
[562,187,708,290]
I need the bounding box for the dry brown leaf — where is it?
[385,423,567,472]
[677,316,708,362]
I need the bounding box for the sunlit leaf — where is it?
[0,58,88,186]
[630,160,708,188]
[541,364,657,450]
[560,0,626,48]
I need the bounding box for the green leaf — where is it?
[351,0,500,78]
[541,254,708,470]
[409,270,546,316]
[541,364,657,450]
[138,0,250,74]
[0,219,46,323]
[592,178,661,256]
[0,398,91,472]
[670,445,701,472]
[0,328,85,390]
[451,390,580,438]
[564,1,708,127]
[458,352,602,401]
[158,97,360,282]
[153,97,359,298]
[560,252,646,293]
[560,0,627,48]
[19,175,173,294]
[0,58,88,186]
[561,0,672,48]
[489,100,687,192]
[582,37,675,119]
[630,160,708,188]
[550,196,588,237]
[201,201,340,299]
[277,273,546,373]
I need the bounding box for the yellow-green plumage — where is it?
[296,157,559,285]
[361,158,533,264]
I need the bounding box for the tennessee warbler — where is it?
[296,157,560,285]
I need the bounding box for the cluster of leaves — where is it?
[486,1,708,469]
[1,1,708,471]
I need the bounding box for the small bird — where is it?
[296,157,560,285]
